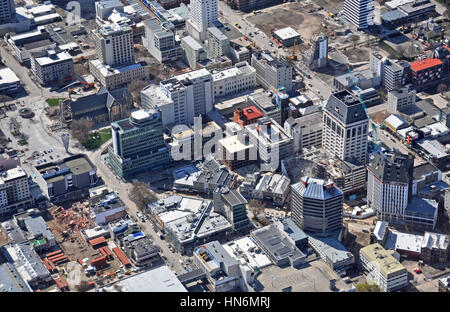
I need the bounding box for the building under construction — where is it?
[282,147,366,195]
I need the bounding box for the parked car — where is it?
[414,268,422,274]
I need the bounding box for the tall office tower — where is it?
[367,152,414,223]
[322,90,369,165]
[251,51,293,92]
[189,0,218,32]
[0,0,15,24]
[291,176,343,235]
[186,0,218,41]
[141,68,214,126]
[343,0,374,30]
[383,59,404,91]
[108,110,170,178]
[93,23,134,67]
[370,52,385,78]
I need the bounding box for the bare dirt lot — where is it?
[246,3,328,43]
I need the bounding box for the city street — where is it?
[87,141,189,275]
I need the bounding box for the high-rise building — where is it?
[0,166,33,217]
[141,69,214,126]
[322,90,369,165]
[251,51,293,92]
[108,110,170,178]
[0,0,15,24]
[367,152,414,223]
[93,23,134,67]
[206,27,230,58]
[343,0,374,29]
[189,0,218,32]
[383,60,403,91]
[291,176,343,235]
[186,0,218,41]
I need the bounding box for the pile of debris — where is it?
[52,203,94,236]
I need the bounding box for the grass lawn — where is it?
[46,98,65,107]
[18,139,28,145]
[82,128,112,150]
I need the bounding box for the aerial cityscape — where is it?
[0,0,449,295]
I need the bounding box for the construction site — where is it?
[246,1,341,50]
[44,203,134,291]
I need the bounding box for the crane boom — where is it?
[346,65,379,141]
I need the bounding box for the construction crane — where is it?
[345,64,381,148]
[290,39,297,60]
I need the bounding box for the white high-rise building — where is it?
[343,0,374,29]
[0,0,15,24]
[367,152,414,223]
[93,23,134,67]
[141,68,214,126]
[322,90,369,165]
[189,0,218,32]
[186,0,218,41]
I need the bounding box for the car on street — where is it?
[414,268,422,274]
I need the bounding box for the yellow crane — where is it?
[290,39,297,60]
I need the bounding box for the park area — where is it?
[46,98,66,107]
[82,128,112,150]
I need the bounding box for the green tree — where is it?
[356,282,381,292]
[128,182,158,211]
[70,118,94,144]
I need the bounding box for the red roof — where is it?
[444,45,450,53]
[242,106,263,120]
[112,247,131,266]
[91,255,107,267]
[410,58,443,72]
[89,236,106,247]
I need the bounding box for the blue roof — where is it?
[405,197,438,217]
[292,177,343,201]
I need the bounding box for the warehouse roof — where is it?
[273,27,300,40]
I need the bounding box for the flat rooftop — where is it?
[98,265,186,292]
[273,27,301,40]
[222,237,272,270]
[360,243,406,277]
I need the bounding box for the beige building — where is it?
[89,59,150,90]
[360,243,408,292]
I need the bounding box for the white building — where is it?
[212,62,256,98]
[142,18,182,64]
[92,23,134,67]
[30,50,74,86]
[0,67,20,94]
[251,51,293,92]
[360,243,408,292]
[206,26,229,57]
[0,166,32,217]
[89,59,150,90]
[322,90,369,165]
[343,0,374,29]
[387,86,416,114]
[367,153,413,223]
[181,35,207,69]
[284,111,323,154]
[186,0,218,41]
[141,68,214,126]
[95,0,124,21]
